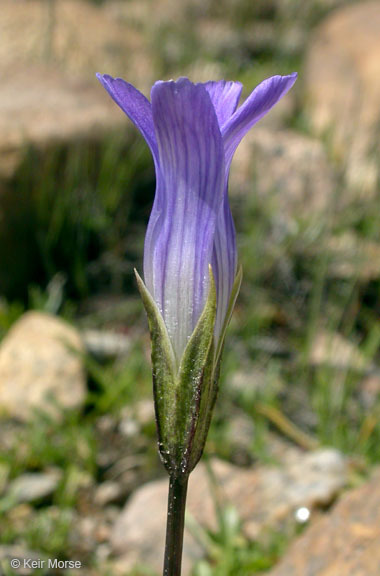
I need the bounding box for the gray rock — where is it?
[119,399,155,438]
[82,329,131,360]
[7,470,62,505]
[228,367,284,401]
[0,311,86,421]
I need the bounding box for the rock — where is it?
[228,367,284,401]
[111,449,347,574]
[0,0,150,83]
[0,311,86,421]
[278,0,350,23]
[82,329,131,360]
[326,233,380,282]
[119,399,155,438]
[6,470,62,505]
[0,65,127,178]
[305,1,380,195]
[74,513,112,554]
[268,469,380,576]
[230,127,335,226]
[309,330,372,373]
[242,448,347,540]
[0,0,152,177]
[94,481,124,507]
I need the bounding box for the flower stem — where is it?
[163,474,189,576]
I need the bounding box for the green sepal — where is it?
[135,265,242,478]
[215,264,242,365]
[175,265,217,475]
[188,265,242,472]
[134,270,178,470]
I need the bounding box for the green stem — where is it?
[163,474,189,576]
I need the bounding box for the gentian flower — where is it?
[97,72,297,576]
[97,73,296,473]
[97,74,297,362]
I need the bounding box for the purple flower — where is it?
[97,73,297,361]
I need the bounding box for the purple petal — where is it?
[96,73,158,164]
[200,81,243,128]
[212,198,237,341]
[212,75,297,337]
[145,78,225,360]
[197,82,242,340]
[223,73,297,167]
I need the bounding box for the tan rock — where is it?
[111,449,347,574]
[305,1,380,195]
[0,0,152,177]
[0,0,150,83]
[268,469,380,576]
[0,311,86,421]
[309,330,367,372]
[278,0,350,22]
[326,233,380,282]
[0,66,127,177]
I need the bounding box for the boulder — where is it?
[0,311,86,421]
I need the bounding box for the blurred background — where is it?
[0,0,380,574]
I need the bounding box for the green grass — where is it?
[86,339,152,416]
[0,133,154,302]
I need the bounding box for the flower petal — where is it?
[146,78,225,361]
[222,73,297,166]
[212,197,237,341]
[96,73,158,163]
[200,80,243,128]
